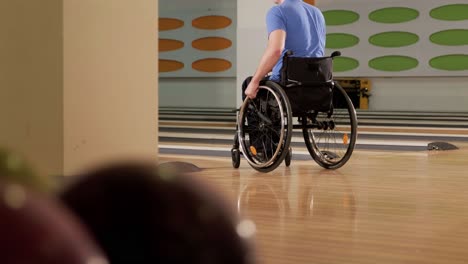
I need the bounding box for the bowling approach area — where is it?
[160,141,468,264]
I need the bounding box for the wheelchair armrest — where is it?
[285,79,334,88]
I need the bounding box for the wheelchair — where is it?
[231,51,358,173]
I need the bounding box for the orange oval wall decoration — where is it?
[192,37,232,51]
[192,58,232,72]
[159,59,184,73]
[304,0,315,5]
[159,18,184,31]
[159,39,185,52]
[192,16,232,30]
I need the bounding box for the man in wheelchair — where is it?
[242,0,325,161]
[233,0,357,172]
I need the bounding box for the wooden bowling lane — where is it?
[160,143,468,264]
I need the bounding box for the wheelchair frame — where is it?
[232,51,358,172]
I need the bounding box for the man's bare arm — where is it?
[245,29,286,99]
[251,29,286,83]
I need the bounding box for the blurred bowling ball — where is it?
[0,147,52,192]
[60,162,254,264]
[0,180,108,264]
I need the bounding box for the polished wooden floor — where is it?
[160,143,468,264]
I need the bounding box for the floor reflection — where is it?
[234,167,357,263]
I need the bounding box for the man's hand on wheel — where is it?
[245,79,260,99]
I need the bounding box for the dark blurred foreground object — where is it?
[157,161,203,174]
[427,142,458,151]
[0,147,52,192]
[60,161,255,264]
[0,180,108,264]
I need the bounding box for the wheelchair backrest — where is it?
[280,53,334,87]
[279,51,339,113]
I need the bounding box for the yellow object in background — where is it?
[0,147,52,193]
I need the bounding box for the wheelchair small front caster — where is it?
[285,147,292,167]
[231,148,240,168]
[233,133,239,149]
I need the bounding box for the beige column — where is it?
[63,0,158,175]
[0,0,64,176]
[0,0,158,177]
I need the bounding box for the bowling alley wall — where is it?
[158,0,237,108]
[159,0,468,111]
[315,0,468,111]
[318,0,468,77]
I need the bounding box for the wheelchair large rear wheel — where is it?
[302,82,357,169]
[238,81,293,173]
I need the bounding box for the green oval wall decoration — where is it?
[430,55,468,71]
[430,4,468,21]
[333,57,359,72]
[369,7,419,23]
[326,33,360,49]
[369,56,419,72]
[369,31,419,47]
[430,29,468,46]
[323,10,360,26]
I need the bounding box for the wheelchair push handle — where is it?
[330,51,341,58]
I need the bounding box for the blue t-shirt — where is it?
[266,0,326,81]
